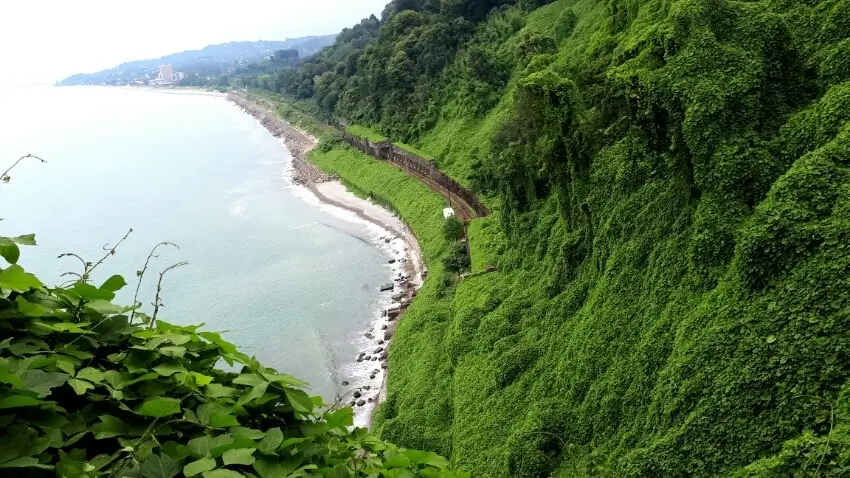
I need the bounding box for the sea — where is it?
[0,85,397,418]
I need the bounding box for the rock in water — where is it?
[356,399,365,407]
[380,283,394,291]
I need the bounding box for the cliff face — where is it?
[280,0,850,475]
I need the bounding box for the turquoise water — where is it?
[0,86,395,407]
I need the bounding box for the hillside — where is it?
[238,0,849,476]
[56,36,335,86]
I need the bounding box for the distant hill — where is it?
[56,36,335,86]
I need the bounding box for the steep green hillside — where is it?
[256,0,850,475]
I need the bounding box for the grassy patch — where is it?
[345,124,389,143]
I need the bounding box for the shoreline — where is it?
[227,92,424,428]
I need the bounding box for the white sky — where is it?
[0,0,388,86]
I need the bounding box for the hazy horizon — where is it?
[0,0,389,87]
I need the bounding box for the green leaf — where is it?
[192,372,214,387]
[202,470,243,478]
[210,412,240,429]
[85,299,124,315]
[93,415,127,439]
[325,408,354,429]
[284,389,313,413]
[67,378,94,395]
[383,452,411,469]
[330,464,352,478]
[264,373,308,388]
[238,383,269,406]
[15,296,48,317]
[0,243,20,264]
[280,437,306,450]
[160,346,186,358]
[0,265,43,292]
[72,282,114,301]
[138,397,181,417]
[188,435,235,458]
[20,370,68,398]
[206,384,240,398]
[0,235,36,264]
[231,427,265,440]
[401,450,449,468]
[184,456,216,477]
[0,456,53,470]
[232,374,266,387]
[139,453,181,478]
[100,275,128,292]
[76,367,105,383]
[55,358,77,376]
[766,335,777,344]
[257,428,283,455]
[253,460,290,478]
[153,363,186,377]
[9,234,36,246]
[222,448,255,466]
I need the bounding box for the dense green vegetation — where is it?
[240,0,850,475]
[0,192,465,475]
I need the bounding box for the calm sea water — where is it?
[0,85,394,404]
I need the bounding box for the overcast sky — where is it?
[0,0,388,86]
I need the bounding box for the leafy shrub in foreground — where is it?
[0,234,463,478]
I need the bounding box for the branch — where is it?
[85,228,133,281]
[151,261,188,326]
[1,154,47,184]
[130,242,179,325]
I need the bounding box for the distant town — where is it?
[56,37,336,88]
[147,65,187,86]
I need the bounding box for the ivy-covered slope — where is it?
[248,0,850,475]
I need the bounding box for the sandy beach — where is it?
[227,92,424,428]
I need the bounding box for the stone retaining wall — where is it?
[339,131,489,218]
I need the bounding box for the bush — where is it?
[0,232,465,477]
[442,242,471,274]
[442,215,465,242]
